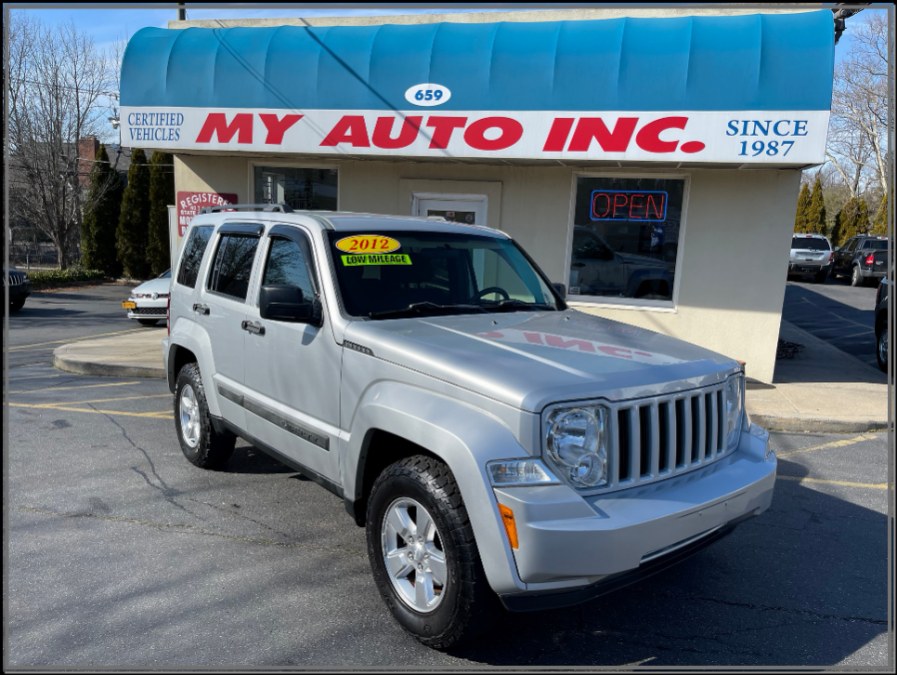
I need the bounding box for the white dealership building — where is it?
[119,7,836,383]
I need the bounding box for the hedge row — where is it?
[26,268,108,290]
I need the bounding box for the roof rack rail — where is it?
[200,203,293,214]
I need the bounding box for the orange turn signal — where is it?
[498,504,519,549]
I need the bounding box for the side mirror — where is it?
[259,284,322,326]
[552,282,567,300]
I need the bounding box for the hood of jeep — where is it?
[344,310,738,412]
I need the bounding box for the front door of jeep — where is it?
[242,226,340,483]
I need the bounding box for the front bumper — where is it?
[493,424,775,609]
[9,282,32,303]
[124,299,168,321]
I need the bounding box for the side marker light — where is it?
[499,504,519,549]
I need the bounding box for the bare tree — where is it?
[827,13,889,198]
[7,15,115,269]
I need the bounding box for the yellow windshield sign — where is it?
[341,254,412,266]
[335,235,401,254]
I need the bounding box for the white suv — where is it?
[788,233,833,283]
[164,205,777,649]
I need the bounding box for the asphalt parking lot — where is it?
[783,276,884,371]
[4,284,892,669]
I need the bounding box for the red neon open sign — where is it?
[590,190,668,222]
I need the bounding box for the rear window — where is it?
[791,236,830,251]
[862,239,889,250]
[177,226,213,288]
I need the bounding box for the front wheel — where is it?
[876,325,888,372]
[366,455,497,649]
[137,318,160,327]
[174,362,236,469]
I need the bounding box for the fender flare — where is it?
[344,380,531,595]
[166,323,222,417]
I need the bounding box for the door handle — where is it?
[241,320,266,336]
[192,303,210,315]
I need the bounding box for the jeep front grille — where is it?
[607,383,730,490]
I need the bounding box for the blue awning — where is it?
[121,11,834,112]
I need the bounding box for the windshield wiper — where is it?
[368,302,488,320]
[491,299,558,312]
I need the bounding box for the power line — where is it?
[9,75,119,99]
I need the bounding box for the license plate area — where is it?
[121,301,137,310]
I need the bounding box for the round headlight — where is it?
[725,374,744,449]
[545,407,608,488]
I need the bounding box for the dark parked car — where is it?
[874,276,889,372]
[6,267,32,313]
[831,235,889,286]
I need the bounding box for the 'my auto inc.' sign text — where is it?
[121,108,828,165]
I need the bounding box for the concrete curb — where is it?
[747,413,891,435]
[53,342,166,379]
[52,354,165,379]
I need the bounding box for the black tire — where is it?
[366,455,498,650]
[137,318,160,327]
[876,324,888,372]
[174,362,236,469]
[850,265,863,287]
[9,298,26,313]
[814,269,828,283]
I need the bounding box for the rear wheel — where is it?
[850,265,863,287]
[174,362,236,469]
[814,268,828,283]
[366,455,498,649]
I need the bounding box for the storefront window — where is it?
[568,176,684,302]
[253,167,337,210]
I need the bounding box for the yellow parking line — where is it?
[60,393,172,406]
[8,402,173,420]
[776,433,878,458]
[8,381,141,394]
[777,475,888,490]
[7,328,143,351]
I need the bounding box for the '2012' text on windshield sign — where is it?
[121,109,829,164]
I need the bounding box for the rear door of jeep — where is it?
[200,223,264,430]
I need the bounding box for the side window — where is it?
[176,225,213,288]
[207,234,260,300]
[262,236,315,301]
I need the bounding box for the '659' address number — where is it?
[404,83,452,107]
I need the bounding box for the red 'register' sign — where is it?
[177,191,238,236]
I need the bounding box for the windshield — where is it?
[327,230,561,319]
[791,237,830,251]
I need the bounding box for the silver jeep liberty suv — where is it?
[164,204,776,649]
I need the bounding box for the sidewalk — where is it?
[52,320,891,433]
